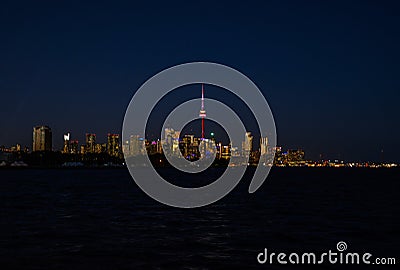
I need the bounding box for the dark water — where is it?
[1,168,399,269]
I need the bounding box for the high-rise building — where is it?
[164,128,175,145]
[146,139,163,155]
[163,128,180,156]
[129,135,145,156]
[221,144,231,160]
[122,140,130,156]
[70,140,79,154]
[107,134,120,157]
[33,126,52,152]
[242,132,253,157]
[216,142,222,159]
[14,144,21,152]
[96,143,107,154]
[156,140,163,154]
[85,133,96,153]
[130,135,139,156]
[273,147,283,165]
[260,136,268,155]
[179,135,200,160]
[63,132,70,154]
[203,138,217,158]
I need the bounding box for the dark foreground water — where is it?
[1,168,399,269]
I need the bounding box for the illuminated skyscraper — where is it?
[164,128,173,145]
[96,143,107,154]
[63,132,70,154]
[33,125,52,152]
[259,136,270,165]
[146,140,163,155]
[85,133,96,153]
[260,136,268,155]
[221,144,231,160]
[180,134,199,160]
[156,140,163,154]
[216,142,222,159]
[107,134,120,157]
[130,135,145,156]
[130,135,139,156]
[122,140,130,156]
[242,132,253,158]
[70,140,79,154]
[273,147,283,165]
[164,128,180,156]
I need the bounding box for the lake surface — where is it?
[1,168,399,269]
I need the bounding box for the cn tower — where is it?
[199,84,206,139]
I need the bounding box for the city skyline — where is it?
[0,124,398,166]
[0,85,396,163]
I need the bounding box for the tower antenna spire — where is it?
[201,84,204,110]
[199,84,207,139]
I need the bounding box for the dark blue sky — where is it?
[0,0,399,162]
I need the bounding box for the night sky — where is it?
[1,1,399,162]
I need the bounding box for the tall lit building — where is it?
[156,140,163,154]
[63,132,70,154]
[33,125,52,152]
[130,135,138,156]
[107,134,120,157]
[122,140,130,156]
[273,147,283,165]
[70,140,79,154]
[96,143,107,154]
[260,136,268,155]
[164,128,180,156]
[180,135,199,160]
[129,135,145,156]
[85,133,96,153]
[221,144,231,160]
[146,140,162,155]
[215,142,222,159]
[242,132,253,157]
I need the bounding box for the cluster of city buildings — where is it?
[123,129,271,165]
[0,87,398,168]
[1,125,273,163]
[0,126,119,158]
[61,131,120,157]
[0,125,398,168]
[29,125,121,157]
